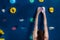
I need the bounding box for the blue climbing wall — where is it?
[0,0,60,40]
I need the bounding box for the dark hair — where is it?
[37,30,44,40]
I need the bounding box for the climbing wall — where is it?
[0,0,60,40]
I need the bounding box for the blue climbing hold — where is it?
[10,0,16,4]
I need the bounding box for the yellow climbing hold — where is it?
[10,7,16,14]
[49,7,54,13]
[39,0,44,2]
[0,38,5,40]
[0,29,4,35]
